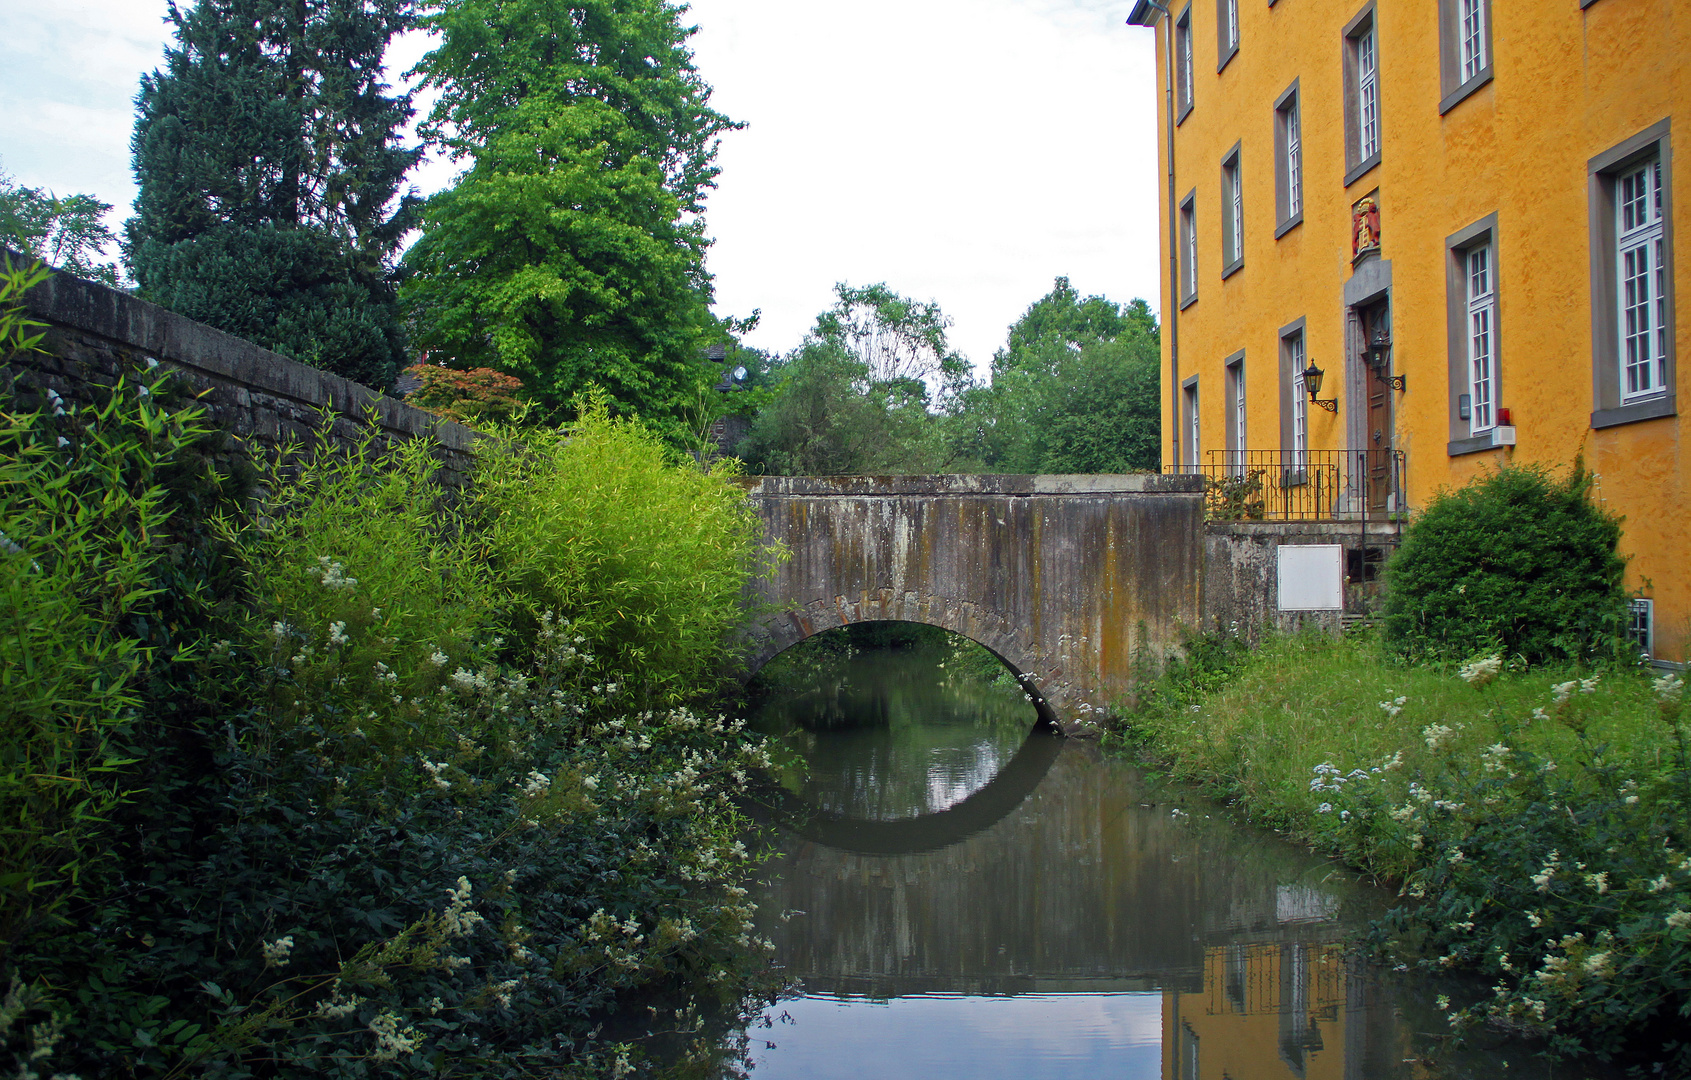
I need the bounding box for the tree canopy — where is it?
[0,171,122,288]
[402,0,740,436]
[126,0,420,389]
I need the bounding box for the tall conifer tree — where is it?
[127,0,420,390]
[402,0,739,432]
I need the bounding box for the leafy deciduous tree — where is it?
[0,172,123,288]
[402,0,739,437]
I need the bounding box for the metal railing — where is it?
[1165,449,1407,522]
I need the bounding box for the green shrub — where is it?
[471,395,777,706]
[0,371,215,953]
[3,398,780,1075]
[1383,462,1627,665]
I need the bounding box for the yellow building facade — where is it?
[1128,0,1688,663]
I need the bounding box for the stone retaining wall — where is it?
[2,248,474,483]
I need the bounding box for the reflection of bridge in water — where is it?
[750,737,1412,1078]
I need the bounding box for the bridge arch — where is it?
[737,473,1206,733]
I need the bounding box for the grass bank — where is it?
[1109,631,1691,1067]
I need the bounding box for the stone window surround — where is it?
[1224,348,1247,463]
[1216,0,1239,73]
[1182,373,1202,467]
[1588,118,1676,430]
[1221,142,1245,278]
[1437,0,1494,114]
[1273,80,1304,238]
[1278,317,1308,480]
[1176,3,1196,124]
[1341,2,1382,189]
[1180,187,1200,310]
[1445,212,1504,456]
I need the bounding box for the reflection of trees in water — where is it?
[752,647,1037,821]
[754,744,1382,997]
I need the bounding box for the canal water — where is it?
[728,633,1582,1080]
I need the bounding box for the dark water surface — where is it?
[730,645,1587,1080]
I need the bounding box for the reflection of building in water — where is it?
[1165,943,1408,1080]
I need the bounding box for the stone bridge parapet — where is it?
[739,473,1205,732]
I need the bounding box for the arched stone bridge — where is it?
[738,474,1206,733]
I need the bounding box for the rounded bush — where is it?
[1383,462,1627,664]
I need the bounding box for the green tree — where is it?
[0,171,122,288]
[402,0,739,436]
[736,283,968,475]
[960,277,1161,473]
[126,0,420,390]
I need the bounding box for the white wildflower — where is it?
[1655,674,1685,702]
[373,661,397,683]
[368,1009,419,1061]
[1551,681,1577,704]
[1666,910,1691,931]
[521,770,551,797]
[260,934,294,968]
[271,620,293,640]
[1585,871,1610,894]
[442,876,485,937]
[1458,654,1502,686]
[1650,875,1671,892]
[428,648,449,666]
[327,621,349,647]
[1423,723,1457,750]
[1532,707,1550,721]
[1579,676,1600,694]
[1583,951,1614,978]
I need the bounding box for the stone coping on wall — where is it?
[3,246,474,456]
[739,473,1204,497]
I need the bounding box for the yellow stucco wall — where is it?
[1146,0,1689,662]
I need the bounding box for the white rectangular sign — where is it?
[1277,544,1344,611]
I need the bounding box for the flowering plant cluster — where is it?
[1,398,781,1077]
[1307,664,1691,1065]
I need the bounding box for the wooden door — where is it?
[1360,301,1394,514]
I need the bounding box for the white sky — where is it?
[0,0,1161,374]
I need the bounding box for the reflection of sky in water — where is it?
[746,993,1162,1080]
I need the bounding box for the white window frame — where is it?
[1230,160,1243,262]
[1226,353,1247,475]
[1189,382,1201,468]
[1176,5,1195,121]
[1290,332,1308,470]
[1357,27,1379,162]
[1628,597,1654,658]
[1221,143,1244,276]
[1286,104,1302,218]
[1460,0,1486,81]
[1466,243,1497,432]
[1179,189,1199,307]
[1274,81,1303,236]
[1617,156,1667,403]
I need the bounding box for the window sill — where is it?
[1178,100,1194,126]
[1275,211,1303,239]
[1343,152,1381,189]
[1447,434,1503,456]
[1179,290,1199,311]
[1217,43,1239,73]
[1592,394,1676,429]
[1439,68,1493,115]
[1221,256,1244,279]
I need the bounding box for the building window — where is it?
[1618,158,1667,402]
[1217,0,1239,72]
[1221,143,1244,277]
[1225,351,1246,473]
[1190,378,1203,466]
[1274,81,1303,236]
[1588,122,1676,429]
[1342,5,1382,186]
[1280,320,1308,472]
[1438,0,1492,113]
[1180,189,1198,308]
[1176,5,1195,122]
[1629,598,1654,658]
[1466,243,1497,432]
[1445,213,1500,454]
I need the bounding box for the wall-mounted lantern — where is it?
[1368,327,1406,392]
[1303,361,1338,413]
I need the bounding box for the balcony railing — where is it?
[1164,449,1407,522]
